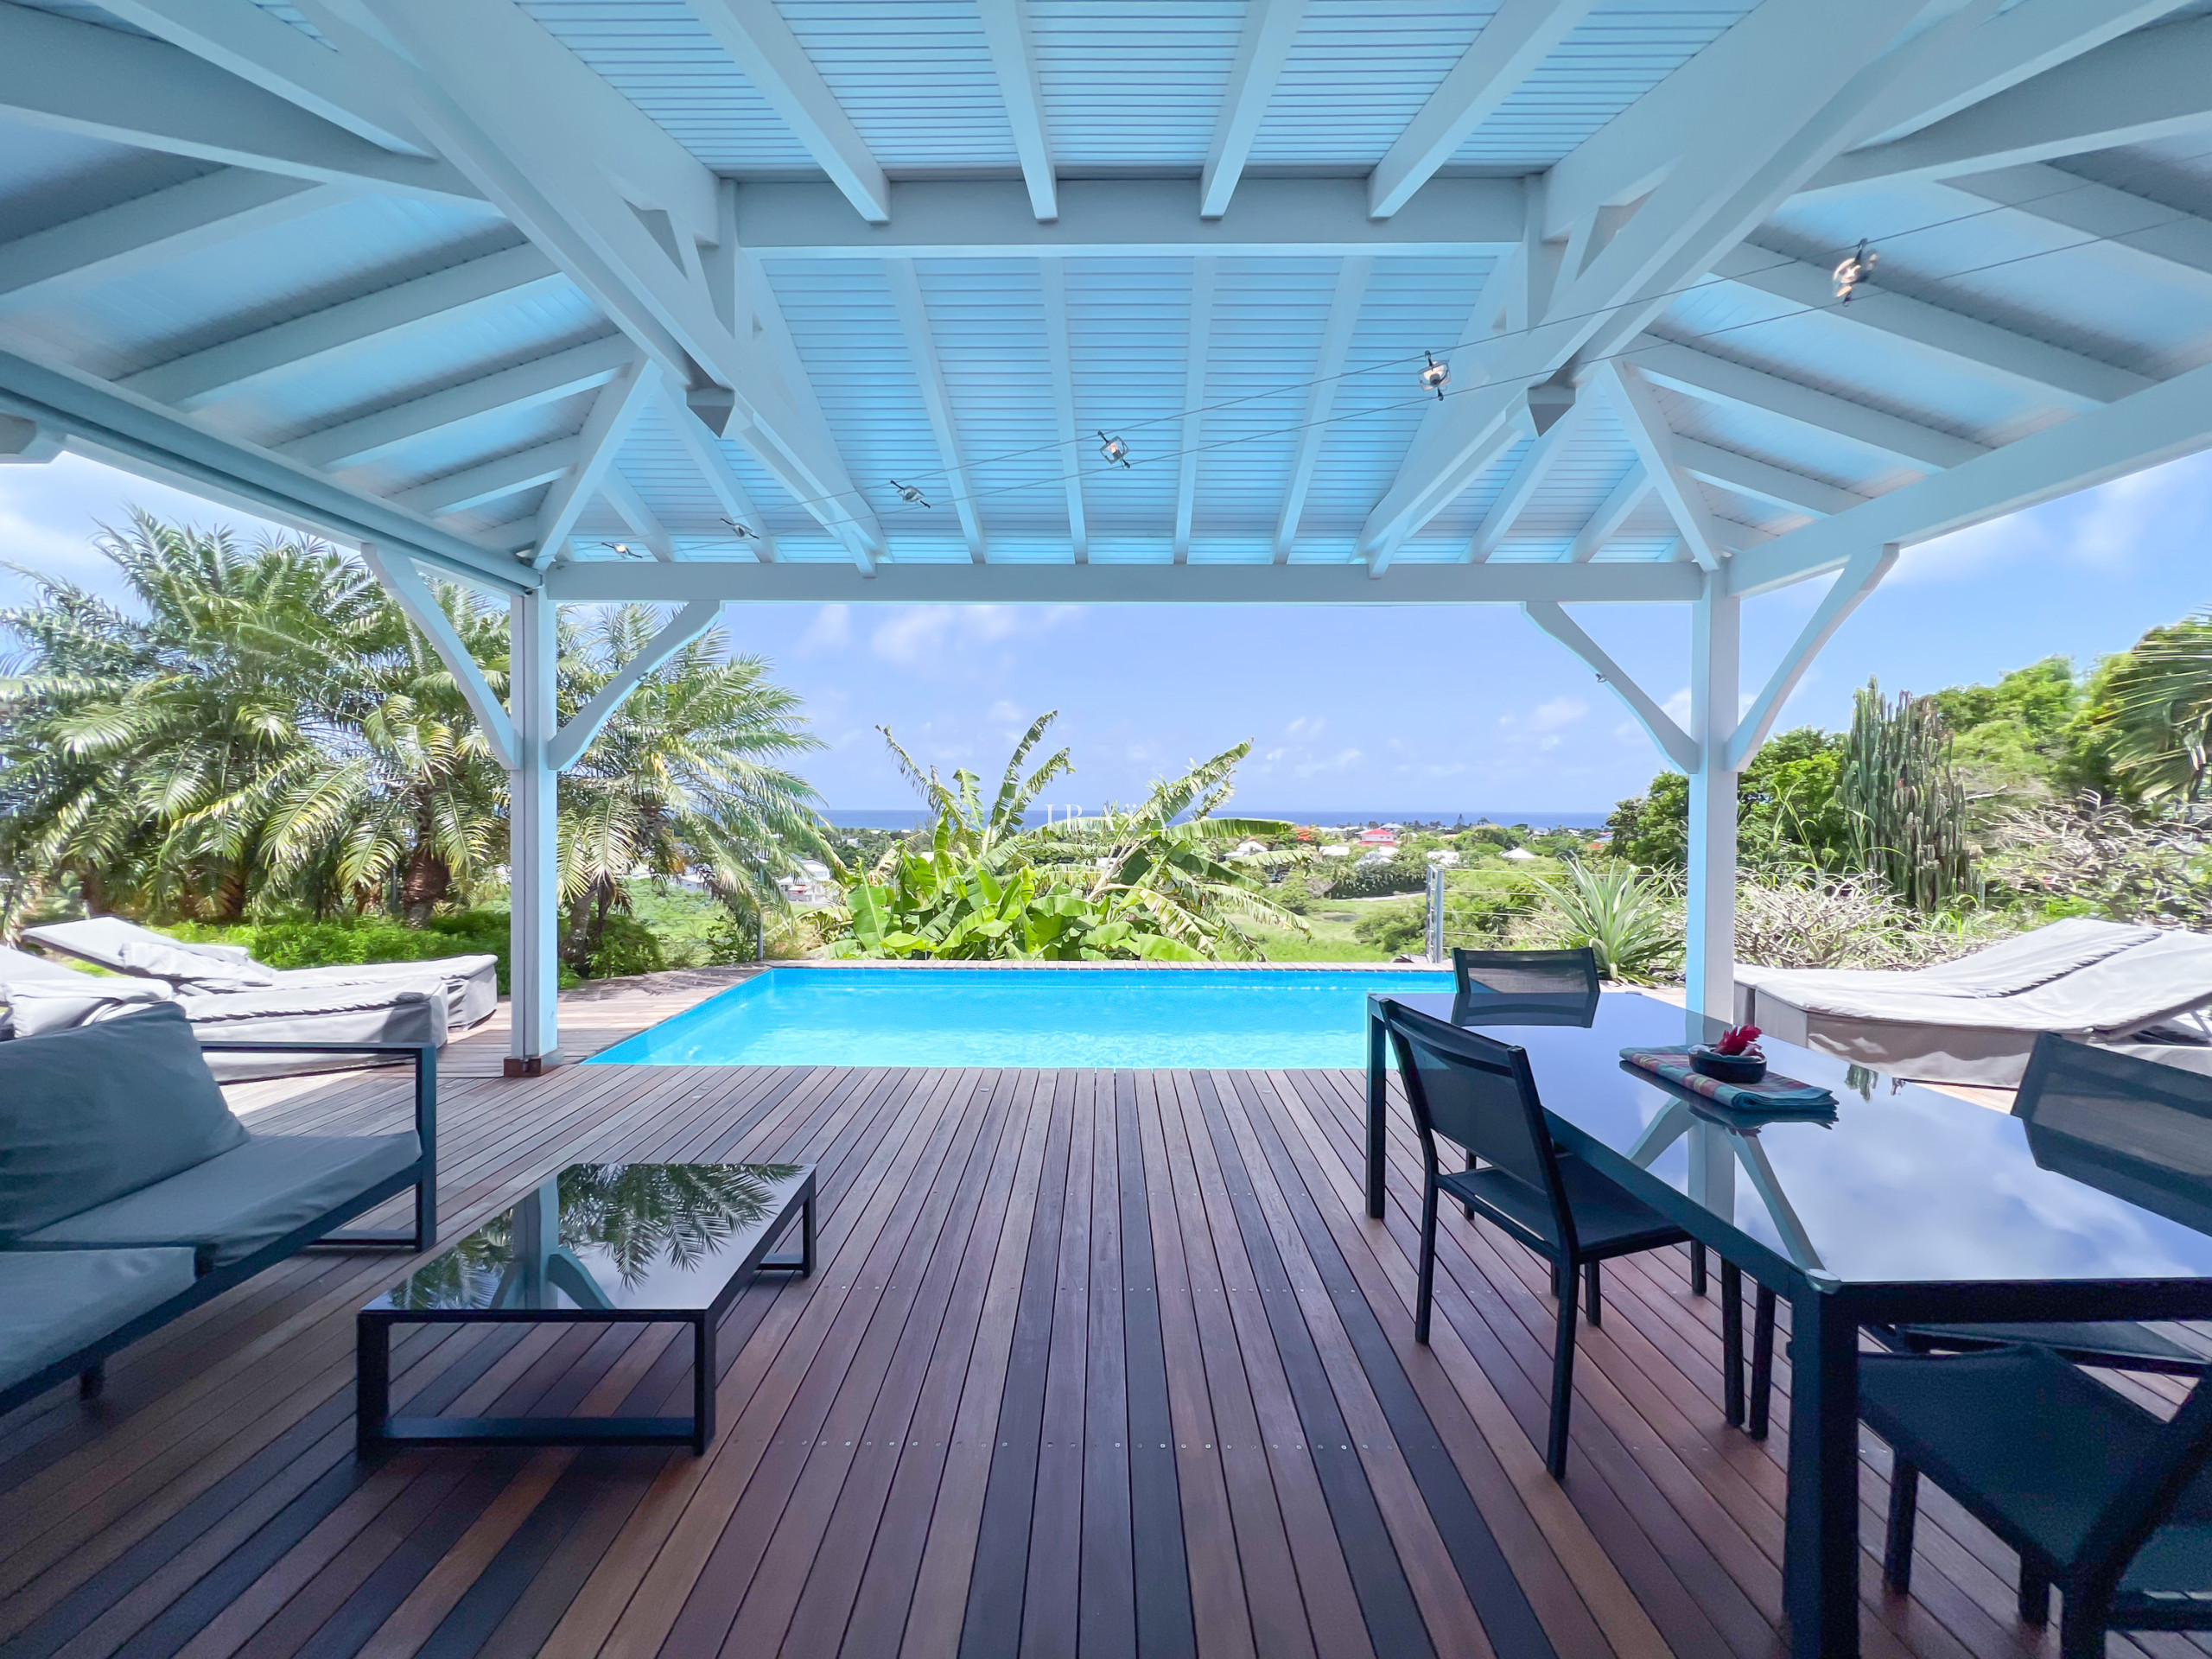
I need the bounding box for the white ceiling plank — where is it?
[0,4,480,205]
[394,437,579,516]
[123,245,563,410]
[1712,244,2150,408]
[1274,255,1370,563]
[885,259,984,562]
[1939,167,2212,296]
[1467,398,1583,562]
[1201,0,1306,220]
[1630,340,1986,472]
[534,359,654,568]
[976,0,1056,221]
[1567,465,1649,563]
[1673,437,1868,519]
[1037,261,1085,564]
[1173,257,1216,566]
[0,173,340,308]
[1368,0,1597,219]
[600,469,680,562]
[655,372,776,563]
[281,334,635,470]
[683,0,890,224]
[1599,361,1722,571]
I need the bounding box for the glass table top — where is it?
[366,1162,809,1314]
[1372,990,2212,1289]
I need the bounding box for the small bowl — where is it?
[1690,1046,1767,1084]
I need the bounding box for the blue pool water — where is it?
[588,966,1454,1069]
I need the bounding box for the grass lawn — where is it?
[1249,894,1421,963]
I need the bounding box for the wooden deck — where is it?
[0,979,2193,1659]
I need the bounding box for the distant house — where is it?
[1319,843,1351,860]
[1427,850,1461,868]
[1354,827,1397,849]
[1233,839,1268,857]
[1502,847,1538,861]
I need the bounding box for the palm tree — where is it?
[2103,612,2212,802]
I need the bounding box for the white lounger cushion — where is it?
[0,1248,198,1394]
[165,978,451,1081]
[0,949,175,1039]
[25,918,276,991]
[1733,918,2157,1020]
[271,956,499,1028]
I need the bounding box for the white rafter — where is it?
[684,0,890,224]
[1567,465,1649,563]
[1671,437,1868,520]
[656,373,778,563]
[600,470,680,562]
[1038,261,1085,564]
[1467,396,1583,562]
[886,260,984,562]
[534,359,655,568]
[976,0,1056,221]
[1599,361,1722,571]
[1522,601,1699,772]
[1725,543,1897,768]
[0,173,342,308]
[1173,257,1216,565]
[1368,0,1596,219]
[123,245,564,410]
[359,546,518,767]
[547,601,721,769]
[394,438,580,517]
[1274,255,1369,563]
[1201,0,1306,220]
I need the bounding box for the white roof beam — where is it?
[1673,437,1869,520]
[282,334,635,471]
[548,601,722,771]
[976,0,1056,221]
[1173,257,1216,565]
[1522,601,1698,772]
[1939,167,2212,296]
[1599,361,1723,570]
[1201,0,1306,220]
[1567,465,1649,562]
[0,173,341,308]
[1732,355,2212,598]
[1368,0,1596,219]
[534,360,655,569]
[885,259,985,562]
[123,245,563,410]
[600,470,680,562]
[1467,397,1583,561]
[1630,340,1986,472]
[1038,261,1085,564]
[1712,244,2151,409]
[1802,15,2212,194]
[655,372,777,563]
[684,0,890,224]
[0,5,480,206]
[394,439,579,518]
[1274,255,1370,563]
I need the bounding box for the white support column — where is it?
[507,588,561,1075]
[1685,578,1741,1020]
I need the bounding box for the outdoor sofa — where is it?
[1733,918,2212,1085]
[0,1002,434,1416]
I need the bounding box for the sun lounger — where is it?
[1738,925,2212,1084]
[24,915,498,1029]
[1732,918,2158,1023]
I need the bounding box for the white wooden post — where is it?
[1685,580,1741,1020]
[506,588,561,1075]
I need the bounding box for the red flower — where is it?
[1714,1024,1764,1057]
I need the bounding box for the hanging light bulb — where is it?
[889,479,931,507]
[1419,350,1449,400]
[600,541,641,559]
[720,517,760,542]
[1096,430,1130,468]
[1832,239,1877,303]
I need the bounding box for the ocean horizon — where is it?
[824,807,1611,830]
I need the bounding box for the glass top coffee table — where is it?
[357,1161,814,1455]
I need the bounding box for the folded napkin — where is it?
[1618,1046,1839,1115]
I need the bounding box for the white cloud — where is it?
[794,603,851,657]
[986,699,1027,725]
[1527,695,1587,732]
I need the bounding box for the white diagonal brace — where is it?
[1672,440,1867,519]
[548,601,721,771]
[684,0,890,224]
[360,544,517,770]
[1368,0,1597,219]
[1567,465,1649,562]
[977,0,1056,221]
[885,259,984,561]
[1275,255,1369,562]
[1599,361,1720,571]
[1202,0,1306,220]
[1467,395,1582,561]
[1522,601,1698,772]
[1038,260,1085,563]
[1174,257,1217,564]
[395,438,581,517]
[534,359,655,568]
[601,470,680,561]
[0,173,340,308]
[124,245,563,410]
[1939,167,2212,296]
[1725,543,1896,769]
[656,373,778,563]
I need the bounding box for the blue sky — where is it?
[4,448,2209,817]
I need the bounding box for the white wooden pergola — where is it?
[3,0,2212,1074]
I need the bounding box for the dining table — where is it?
[1363,987,2212,1659]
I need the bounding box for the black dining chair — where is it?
[1865,1342,2212,1656]
[1382,997,1693,1478]
[1450,945,1602,1020]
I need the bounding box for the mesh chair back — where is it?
[1381,999,1572,1252]
[1450,948,1601,1027]
[2015,1035,2212,1236]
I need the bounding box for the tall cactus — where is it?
[1838,678,1972,910]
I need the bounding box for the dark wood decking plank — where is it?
[1021,1071,1096,1658]
[1078,1074,1138,1659]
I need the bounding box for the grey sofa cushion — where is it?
[22,1130,422,1265]
[0,1003,249,1240]
[0,951,175,1039]
[0,1247,199,1393]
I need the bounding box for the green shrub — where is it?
[1353,901,1425,956]
[1322,855,1427,899]
[585,914,665,978]
[169,911,517,988]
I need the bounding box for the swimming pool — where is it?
[588,965,1455,1069]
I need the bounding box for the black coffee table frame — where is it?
[357,1167,814,1457]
